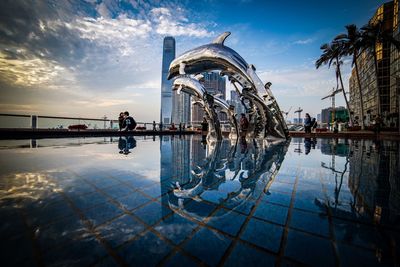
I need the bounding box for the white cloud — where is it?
[0,49,73,88]
[293,38,314,45]
[0,1,217,121]
[150,7,212,37]
[151,7,171,16]
[255,64,351,119]
[258,66,336,97]
[64,15,152,56]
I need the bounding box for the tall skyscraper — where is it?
[172,90,191,124]
[349,1,398,127]
[160,37,175,125]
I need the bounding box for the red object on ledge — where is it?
[68,124,88,130]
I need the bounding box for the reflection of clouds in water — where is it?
[0,172,62,207]
[0,139,160,182]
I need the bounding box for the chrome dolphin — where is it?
[168,32,288,139]
[172,76,223,140]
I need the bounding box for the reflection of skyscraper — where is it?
[172,136,191,184]
[191,136,207,166]
[347,139,399,224]
[160,135,173,217]
[192,72,227,122]
[160,37,175,124]
[229,90,244,115]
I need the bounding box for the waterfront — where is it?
[0,135,399,266]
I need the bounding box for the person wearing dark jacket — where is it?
[121,111,137,131]
[118,112,124,130]
[304,113,311,133]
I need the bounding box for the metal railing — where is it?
[0,113,234,131]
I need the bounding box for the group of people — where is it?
[304,113,317,133]
[118,111,137,131]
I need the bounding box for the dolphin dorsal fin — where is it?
[212,32,231,45]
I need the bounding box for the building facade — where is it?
[172,91,191,125]
[191,72,227,122]
[229,89,245,116]
[160,37,175,125]
[391,0,400,128]
[321,106,349,124]
[349,1,399,127]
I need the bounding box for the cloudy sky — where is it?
[0,0,389,122]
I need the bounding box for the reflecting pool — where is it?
[0,136,399,266]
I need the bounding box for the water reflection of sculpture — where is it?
[168,32,288,140]
[167,138,289,221]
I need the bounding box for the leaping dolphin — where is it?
[172,76,223,140]
[167,32,254,89]
[168,32,288,139]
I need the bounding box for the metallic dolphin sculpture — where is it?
[168,32,288,139]
[172,76,223,140]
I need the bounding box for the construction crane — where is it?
[281,106,293,119]
[321,88,343,125]
[294,107,303,125]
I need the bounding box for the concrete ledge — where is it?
[289,131,400,140]
[0,128,196,139]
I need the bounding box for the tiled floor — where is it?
[0,137,399,266]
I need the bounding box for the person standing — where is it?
[152,121,156,131]
[304,113,311,133]
[374,114,382,134]
[311,118,317,132]
[121,111,137,131]
[118,112,124,130]
[333,119,339,133]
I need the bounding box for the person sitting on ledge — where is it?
[121,111,137,131]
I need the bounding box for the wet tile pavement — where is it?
[1,168,398,267]
[0,137,399,266]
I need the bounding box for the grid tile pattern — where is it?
[0,138,399,267]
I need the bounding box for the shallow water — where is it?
[0,135,399,266]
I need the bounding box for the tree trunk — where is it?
[354,54,365,130]
[336,57,353,126]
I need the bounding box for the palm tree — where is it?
[360,20,400,116]
[316,41,353,125]
[335,24,365,129]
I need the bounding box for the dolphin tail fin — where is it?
[212,32,231,45]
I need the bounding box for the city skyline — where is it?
[0,0,390,122]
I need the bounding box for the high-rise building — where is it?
[202,72,226,98]
[172,90,191,125]
[391,0,400,128]
[160,37,175,125]
[349,1,398,127]
[321,106,349,123]
[191,72,227,122]
[318,107,349,123]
